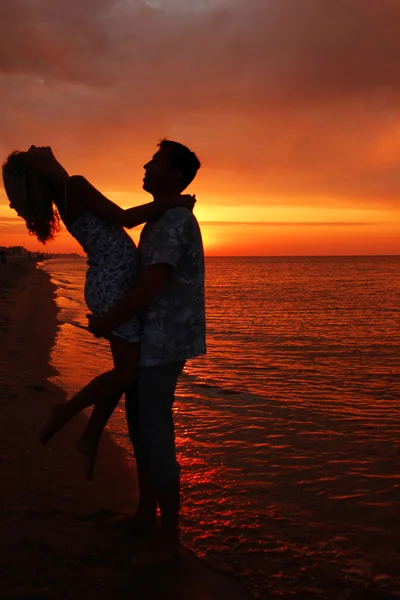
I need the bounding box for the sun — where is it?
[198,223,222,254]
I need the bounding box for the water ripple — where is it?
[41,256,400,599]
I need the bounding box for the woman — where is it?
[2,146,194,481]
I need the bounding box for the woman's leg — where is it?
[76,337,139,480]
[40,338,139,445]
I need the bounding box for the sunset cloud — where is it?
[199,221,382,227]
[1,0,400,254]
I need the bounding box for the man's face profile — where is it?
[143,147,180,194]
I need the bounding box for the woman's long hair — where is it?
[2,151,60,245]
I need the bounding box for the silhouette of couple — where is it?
[2,140,206,561]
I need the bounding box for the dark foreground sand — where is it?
[0,258,253,600]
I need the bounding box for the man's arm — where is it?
[88,263,173,337]
[88,208,191,337]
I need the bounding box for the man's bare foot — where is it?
[120,511,158,535]
[75,438,98,482]
[113,510,157,534]
[131,527,181,566]
[40,403,70,445]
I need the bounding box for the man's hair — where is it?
[158,139,201,191]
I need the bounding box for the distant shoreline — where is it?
[41,252,400,259]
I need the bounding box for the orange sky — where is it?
[1,0,400,256]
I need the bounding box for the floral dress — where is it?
[68,212,140,343]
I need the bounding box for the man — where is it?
[88,139,206,558]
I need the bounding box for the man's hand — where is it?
[87,313,112,338]
[85,264,172,337]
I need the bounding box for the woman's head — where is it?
[2,151,60,245]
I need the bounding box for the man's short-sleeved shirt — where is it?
[139,206,206,367]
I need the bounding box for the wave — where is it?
[52,278,72,286]
[63,320,89,331]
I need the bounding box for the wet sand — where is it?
[0,257,252,600]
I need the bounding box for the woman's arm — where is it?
[67,175,163,228]
[23,149,195,227]
[23,148,159,227]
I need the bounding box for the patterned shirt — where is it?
[139,206,206,367]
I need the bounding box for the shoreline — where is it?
[0,258,137,514]
[0,258,253,599]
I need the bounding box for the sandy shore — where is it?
[0,258,252,600]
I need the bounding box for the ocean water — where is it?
[40,256,400,599]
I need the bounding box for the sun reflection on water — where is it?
[41,256,400,599]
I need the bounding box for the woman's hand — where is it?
[24,146,69,185]
[162,194,196,211]
[180,194,196,210]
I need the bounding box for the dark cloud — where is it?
[1,0,400,207]
[2,0,399,104]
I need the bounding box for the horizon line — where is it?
[46,252,400,258]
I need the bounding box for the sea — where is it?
[39,256,400,600]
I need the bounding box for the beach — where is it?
[30,255,400,600]
[0,258,252,600]
[2,254,400,600]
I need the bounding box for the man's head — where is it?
[143,139,201,197]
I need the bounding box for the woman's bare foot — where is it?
[75,437,98,482]
[40,403,70,445]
